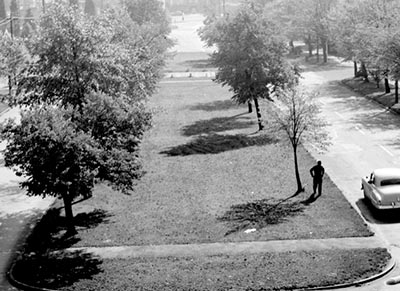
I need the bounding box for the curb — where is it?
[305,258,396,290]
[340,79,400,116]
[7,264,56,291]
[5,202,59,291]
[0,107,12,116]
[6,251,396,291]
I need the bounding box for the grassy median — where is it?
[68,79,372,247]
[12,55,392,290]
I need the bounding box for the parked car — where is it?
[361,168,400,210]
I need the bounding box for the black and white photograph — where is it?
[1,0,400,290]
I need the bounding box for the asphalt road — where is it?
[302,66,400,290]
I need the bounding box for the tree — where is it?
[312,0,336,63]
[122,0,173,98]
[199,2,298,130]
[123,0,169,32]
[328,0,361,75]
[262,0,310,54]
[1,106,98,235]
[84,0,96,16]
[382,33,400,102]
[270,88,330,193]
[15,2,172,108]
[329,0,400,87]
[0,33,27,94]
[1,93,151,235]
[17,4,125,108]
[262,0,337,62]
[1,2,155,234]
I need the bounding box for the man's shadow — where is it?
[301,193,321,205]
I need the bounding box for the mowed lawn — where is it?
[15,73,392,291]
[70,79,372,247]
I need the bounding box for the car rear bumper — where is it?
[372,202,400,210]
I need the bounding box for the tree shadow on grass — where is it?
[23,207,112,252]
[182,114,253,136]
[12,249,103,290]
[190,99,245,111]
[160,133,279,156]
[10,207,110,289]
[218,198,305,236]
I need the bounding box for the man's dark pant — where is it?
[313,179,322,196]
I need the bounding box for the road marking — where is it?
[335,112,345,119]
[354,125,366,135]
[379,144,394,157]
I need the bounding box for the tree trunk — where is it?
[293,145,303,193]
[253,97,264,131]
[360,61,369,82]
[384,78,390,93]
[323,39,328,63]
[8,75,12,96]
[316,38,320,63]
[396,79,399,103]
[307,35,313,57]
[289,39,294,54]
[353,61,358,77]
[62,194,77,235]
[248,101,252,113]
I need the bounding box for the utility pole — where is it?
[42,0,45,13]
[9,11,13,39]
[8,11,13,96]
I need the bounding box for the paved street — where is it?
[170,14,214,53]
[302,67,400,290]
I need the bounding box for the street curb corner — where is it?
[7,260,57,291]
[305,258,396,290]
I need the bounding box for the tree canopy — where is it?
[123,0,169,30]
[199,1,298,130]
[270,88,330,192]
[0,2,167,235]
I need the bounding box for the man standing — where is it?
[310,161,325,197]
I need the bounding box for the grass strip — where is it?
[13,248,390,291]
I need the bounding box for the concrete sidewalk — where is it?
[67,236,387,259]
[8,235,388,291]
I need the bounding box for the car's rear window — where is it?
[380,178,400,186]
